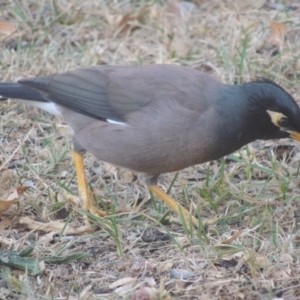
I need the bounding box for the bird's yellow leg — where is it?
[149,185,199,228]
[72,150,106,218]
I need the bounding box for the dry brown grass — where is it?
[1,0,300,299]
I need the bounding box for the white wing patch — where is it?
[106,119,127,127]
[2,96,129,124]
[21,100,61,116]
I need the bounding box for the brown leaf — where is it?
[222,230,243,244]
[0,186,26,212]
[166,0,194,28]
[0,219,12,230]
[155,261,173,272]
[171,34,191,57]
[257,20,285,55]
[280,253,293,264]
[104,5,148,38]
[105,11,133,37]
[255,253,270,268]
[267,21,285,52]
[1,169,12,186]
[109,277,137,296]
[19,216,94,235]
[109,277,137,289]
[0,198,18,212]
[16,186,27,196]
[164,1,194,57]
[0,21,17,41]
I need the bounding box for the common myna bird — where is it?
[1,64,300,227]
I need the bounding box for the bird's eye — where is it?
[278,118,289,128]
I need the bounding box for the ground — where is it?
[0,0,300,299]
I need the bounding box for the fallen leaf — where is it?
[0,21,17,41]
[19,216,94,235]
[268,21,285,50]
[109,277,137,289]
[155,260,173,272]
[104,4,148,38]
[275,266,294,279]
[222,230,243,244]
[280,253,293,264]
[170,269,198,279]
[1,169,12,186]
[0,186,26,212]
[114,282,137,296]
[0,198,18,212]
[16,186,27,196]
[166,0,195,28]
[144,277,156,287]
[0,219,12,231]
[255,253,270,268]
[163,0,195,57]
[258,21,285,55]
[171,34,190,57]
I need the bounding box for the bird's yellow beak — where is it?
[290,131,300,142]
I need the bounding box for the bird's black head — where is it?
[240,78,300,143]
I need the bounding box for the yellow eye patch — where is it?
[266,110,288,128]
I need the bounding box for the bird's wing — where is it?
[18,65,220,122]
[19,68,123,122]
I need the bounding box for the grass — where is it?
[0,0,300,299]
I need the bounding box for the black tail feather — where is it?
[0,83,47,102]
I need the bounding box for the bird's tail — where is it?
[0,82,47,102]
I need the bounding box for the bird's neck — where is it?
[207,85,267,159]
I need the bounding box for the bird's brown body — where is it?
[57,65,223,176]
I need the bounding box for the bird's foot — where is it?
[85,203,106,217]
[149,185,199,229]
